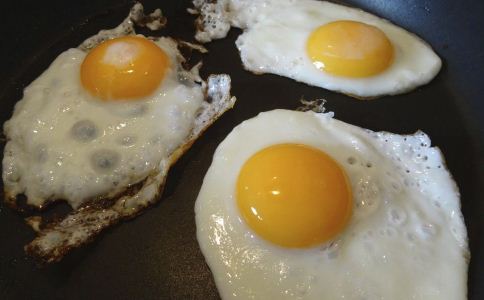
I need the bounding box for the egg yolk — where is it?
[306,20,394,78]
[80,36,169,100]
[236,144,352,248]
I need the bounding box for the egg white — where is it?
[195,109,468,299]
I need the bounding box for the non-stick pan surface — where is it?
[0,0,482,299]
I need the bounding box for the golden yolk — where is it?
[306,20,394,78]
[80,36,169,100]
[236,144,353,248]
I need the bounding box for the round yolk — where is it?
[80,36,169,100]
[306,20,394,78]
[236,144,353,248]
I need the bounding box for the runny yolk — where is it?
[80,36,169,100]
[306,20,394,78]
[236,144,353,248]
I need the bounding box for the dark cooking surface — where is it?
[0,0,482,299]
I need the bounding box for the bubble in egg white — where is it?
[71,119,98,142]
[90,149,120,172]
[321,240,342,260]
[118,135,137,147]
[417,223,438,240]
[346,156,357,165]
[379,226,398,238]
[34,144,49,163]
[353,176,380,218]
[388,207,407,226]
[111,102,148,118]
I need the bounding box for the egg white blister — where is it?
[195,109,468,299]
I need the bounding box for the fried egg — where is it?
[2,5,223,211]
[3,35,199,209]
[3,3,236,263]
[195,109,468,299]
[193,0,442,98]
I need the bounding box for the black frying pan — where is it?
[0,0,482,299]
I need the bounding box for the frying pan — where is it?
[0,0,482,299]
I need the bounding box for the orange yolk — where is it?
[80,36,169,100]
[236,144,353,248]
[306,20,394,78]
